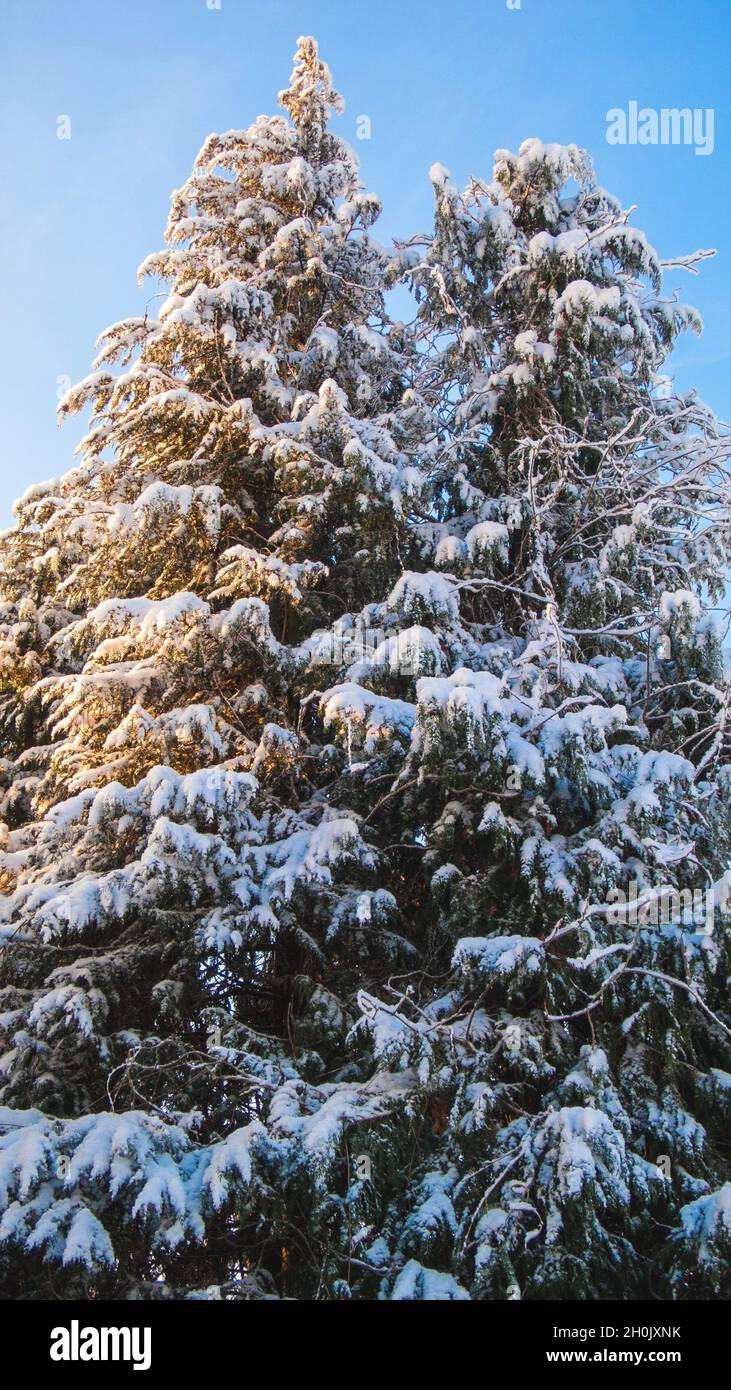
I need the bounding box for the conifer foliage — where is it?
[0,39,730,1301]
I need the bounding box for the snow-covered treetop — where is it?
[278,34,345,144]
[394,136,731,666]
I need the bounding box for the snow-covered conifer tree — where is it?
[355,139,731,1300]
[1,46,729,1302]
[0,37,432,1299]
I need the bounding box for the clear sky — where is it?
[1,0,729,526]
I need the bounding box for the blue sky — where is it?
[1,0,729,526]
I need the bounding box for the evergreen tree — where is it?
[0,37,432,1299]
[0,50,729,1303]
[364,139,731,1300]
